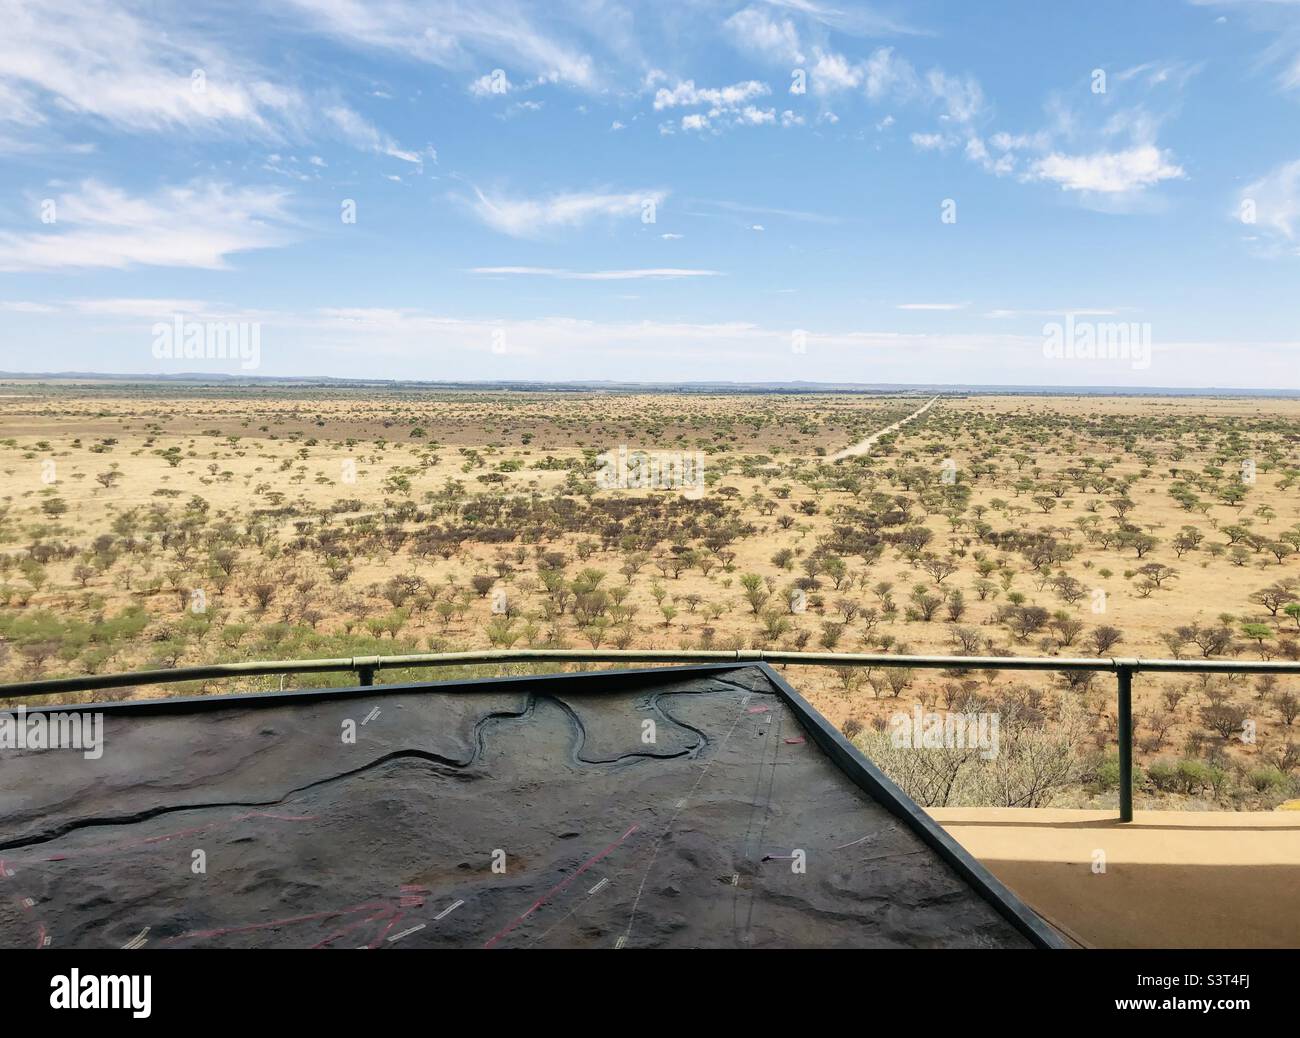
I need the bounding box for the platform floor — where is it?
[930,807,1300,948]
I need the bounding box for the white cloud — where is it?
[469,70,512,97]
[738,106,776,125]
[503,100,544,118]
[0,0,429,165]
[1240,158,1300,243]
[468,266,721,280]
[724,7,804,64]
[984,308,1120,319]
[927,68,985,123]
[990,131,1046,151]
[0,179,293,272]
[694,199,840,225]
[653,79,770,110]
[655,79,788,134]
[811,49,863,94]
[964,68,1191,199]
[759,0,921,38]
[0,0,299,138]
[323,106,427,164]
[910,132,952,151]
[1116,60,1203,92]
[282,0,597,89]
[291,311,1032,366]
[1027,145,1186,194]
[0,300,56,313]
[465,186,666,237]
[863,47,919,102]
[0,80,43,127]
[69,297,218,317]
[808,44,985,124]
[964,134,1016,175]
[19,298,1300,388]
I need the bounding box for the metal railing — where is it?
[4,649,1297,823]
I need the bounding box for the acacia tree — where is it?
[1176,621,1233,658]
[1090,625,1123,655]
[1249,582,1297,617]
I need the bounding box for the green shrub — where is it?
[1095,752,1145,792]
[1147,759,1178,792]
[1248,766,1288,793]
[1175,758,1213,795]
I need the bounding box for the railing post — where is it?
[358,666,375,687]
[1117,666,1133,823]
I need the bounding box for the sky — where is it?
[0,0,1298,388]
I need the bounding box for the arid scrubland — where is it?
[2,382,1299,811]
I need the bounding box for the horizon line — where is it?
[1,371,1299,396]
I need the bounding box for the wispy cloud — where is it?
[724,7,805,65]
[0,179,293,272]
[984,308,1121,319]
[910,132,953,151]
[0,0,296,139]
[469,69,512,97]
[464,186,666,237]
[323,106,429,165]
[0,0,426,164]
[760,0,922,38]
[469,266,722,280]
[282,0,597,89]
[1239,158,1300,248]
[905,60,1194,198]
[689,199,841,225]
[0,300,57,313]
[1190,0,1300,93]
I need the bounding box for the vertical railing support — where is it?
[358,665,375,687]
[1117,666,1134,823]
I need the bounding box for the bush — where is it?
[1175,758,1215,796]
[1094,752,1144,793]
[1147,759,1178,792]
[1247,766,1288,793]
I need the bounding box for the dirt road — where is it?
[831,395,938,462]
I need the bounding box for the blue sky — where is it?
[1,0,1298,387]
